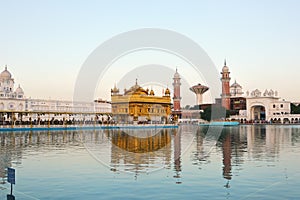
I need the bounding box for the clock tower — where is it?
[221,60,231,110]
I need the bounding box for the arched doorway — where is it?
[251,105,266,121]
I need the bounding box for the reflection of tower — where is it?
[222,132,232,180]
[173,128,181,183]
[221,60,231,110]
[189,84,209,105]
[172,68,182,118]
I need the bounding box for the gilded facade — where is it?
[111,80,172,123]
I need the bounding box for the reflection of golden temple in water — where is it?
[107,129,178,175]
[0,125,299,183]
[108,129,171,153]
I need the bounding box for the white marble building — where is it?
[0,66,26,112]
[0,66,111,123]
[228,84,300,123]
[230,80,244,97]
[244,89,291,121]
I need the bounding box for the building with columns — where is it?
[0,66,111,125]
[214,61,300,123]
[242,89,295,123]
[110,79,172,124]
[229,80,247,114]
[219,62,300,123]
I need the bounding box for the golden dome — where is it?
[124,80,148,95]
[149,89,155,96]
[111,84,119,94]
[165,88,170,96]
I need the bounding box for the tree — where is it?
[200,104,230,121]
[190,105,200,110]
[291,103,300,114]
[184,105,190,110]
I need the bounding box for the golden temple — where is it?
[111,80,172,124]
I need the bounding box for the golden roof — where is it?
[165,88,170,96]
[124,79,148,95]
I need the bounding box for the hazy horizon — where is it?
[1,0,300,105]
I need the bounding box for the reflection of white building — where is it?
[242,125,292,158]
[0,66,111,123]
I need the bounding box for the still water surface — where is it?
[1,125,300,199]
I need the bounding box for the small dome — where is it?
[123,79,148,95]
[230,80,242,88]
[222,65,229,73]
[111,84,119,94]
[15,84,24,94]
[149,89,155,96]
[174,68,180,79]
[165,88,170,96]
[0,66,12,79]
[222,59,230,73]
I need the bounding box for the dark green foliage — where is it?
[200,104,230,121]
[189,105,200,110]
[291,103,300,114]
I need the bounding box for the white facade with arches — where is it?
[0,66,111,124]
[243,89,300,123]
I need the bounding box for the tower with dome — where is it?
[0,66,26,115]
[0,66,24,99]
[172,68,182,120]
[216,61,300,123]
[221,60,231,110]
[0,66,111,127]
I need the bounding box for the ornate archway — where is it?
[250,105,266,121]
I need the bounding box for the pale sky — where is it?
[1,0,300,106]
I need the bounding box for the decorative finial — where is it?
[176,67,178,73]
[5,65,7,70]
[224,59,227,66]
[135,78,138,85]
